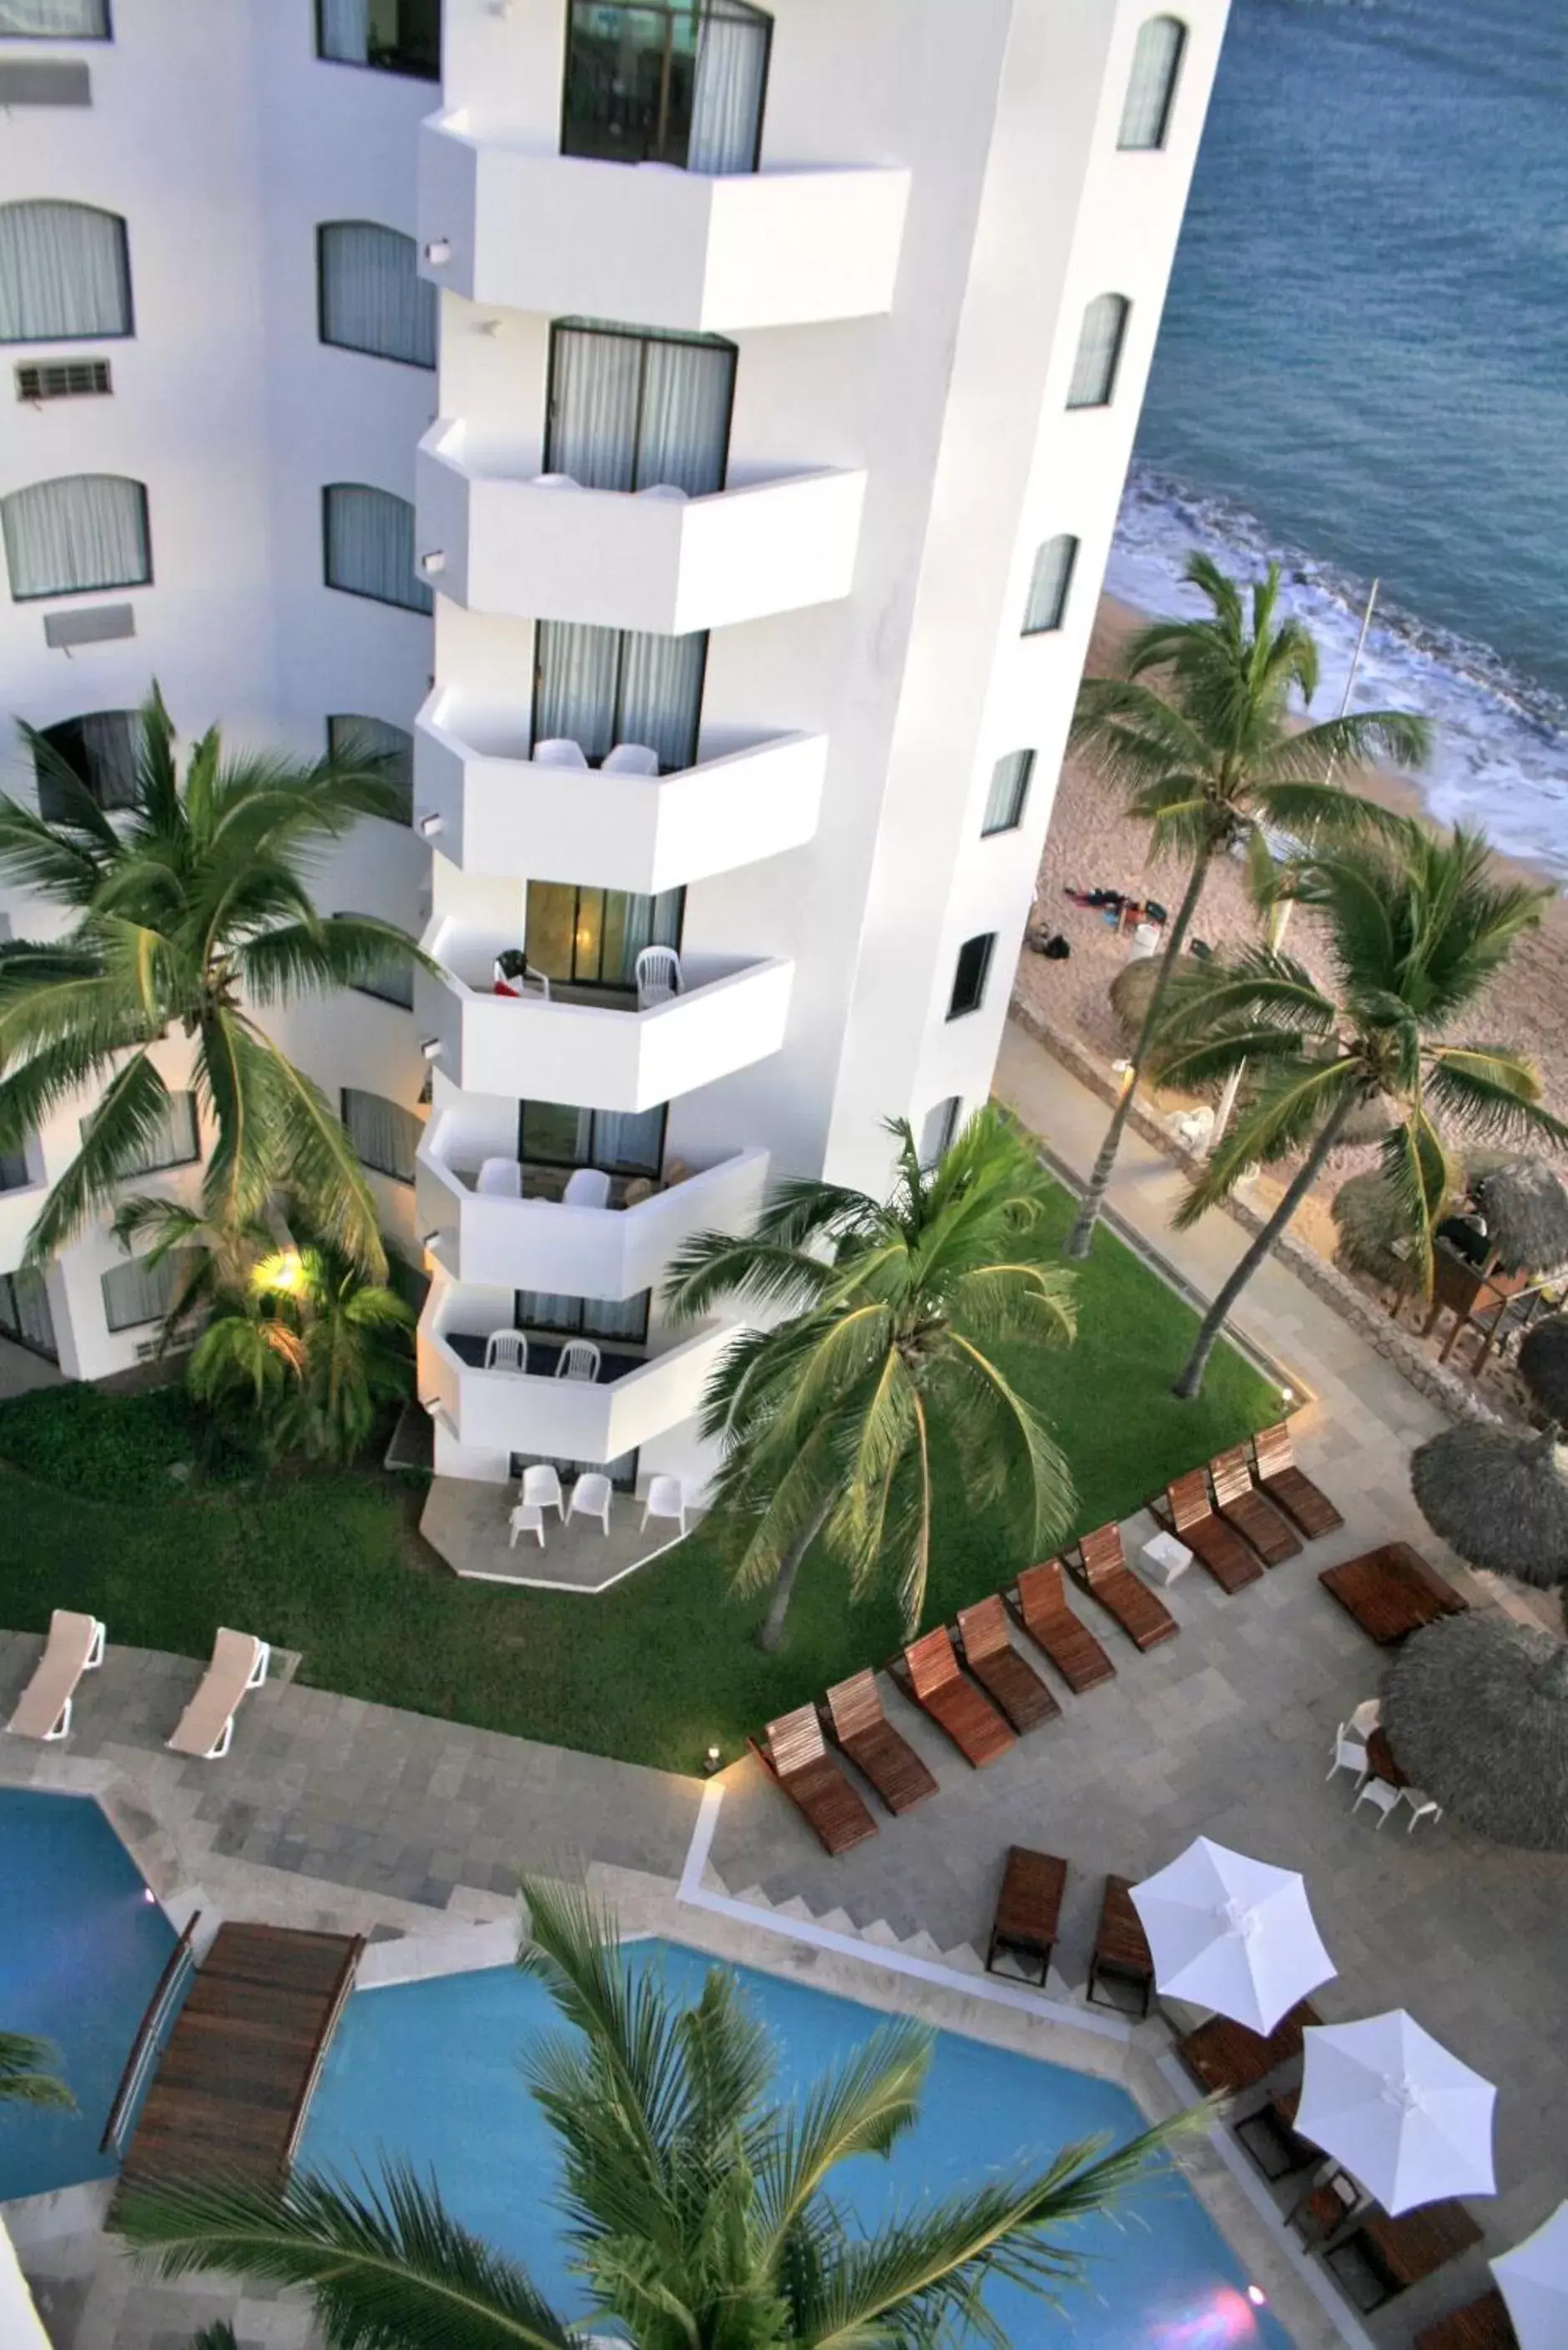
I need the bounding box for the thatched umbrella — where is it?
[1384,1614,1568,1851]
[1410,1424,1568,1589]
[1520,1315,1568,1425]
[1471,1158,1568,1274]
[1332,1168,1410,1285]
[1108,955,1161,1045]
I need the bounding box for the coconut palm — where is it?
[0,687,422,1280]
[0,2030,73,2111]
[1062,552,1431,1260]
[663,1107,1076,1650]
[1153,822,1568,1399]
[124,1880,1196,2349]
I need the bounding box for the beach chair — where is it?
[748,1705,877,1855]
[1175,1999,1323,2096]
[1412,2292,1517,2350]
[1070,1523,1178,1650]
[1087,1875,1155,2017]
[6,1610,104,1741]
[1208,1445,1303,1564]
[1158,1470,1265,1592]
[955,1596,1059,1732]
[821,1670,938,1814]
[167,1628,270,1761]
[1252,1422,1345,1539]
[890,1629,1015,1768]
[986,1846,1067,1984]
[1008,1560,1116,1692]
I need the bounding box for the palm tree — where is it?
[0,687,423,1280]
[663,1107,1076,1651]
[1155,822,1568,1399]
[124,1880,1197,2348]
[0,2030,73,2110]
[1062,552,1431,1260]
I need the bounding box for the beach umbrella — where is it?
[1331,1169,1414,1284]
[1108,955,1161,1045]
[1519,1314,1568,1425]
[1492,2201,1568,2349]
[1384,1614,1568,1853]
[1128,1836,1335,2035]
[1410,1424,1568,1588]
[1471,1158,1568,1274]
[1296,2011,1496,2215]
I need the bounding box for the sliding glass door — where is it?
[519,1102,666,1178]
[547,318,736,497]
[561,0,772,175]
[533,622,707,774]
[524,880,683,990]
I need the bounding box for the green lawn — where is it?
[0,1190,1282,1774]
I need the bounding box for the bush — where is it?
[0,1382,257,1504]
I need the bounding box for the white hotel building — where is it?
[0,0,1225,1503]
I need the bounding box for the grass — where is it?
[0,1190,1283,1775]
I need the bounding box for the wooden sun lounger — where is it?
[6,1609,104,1742]
[890,1629,1015,1768]
[1299,2182,1482,2310]
[167,1628,270,1761]
[820,1670,938,1816]
[1319,1543,1467,1646]
[1208,1445,1303,1565]
[1414,2292,1518,2350]
[1158,1470,1265,1592]
[1175,1998,1323,2096]
[986,1845,1067,1984]
[1070,1523,1178,1651]
[955,1596,1059,1732]
[1007,1561,1116,1693]
[1252,1420,1344,1540]
[749,1705,878,1855]
[1087,1874,1155,2016]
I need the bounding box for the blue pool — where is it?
[303,1943,1290,2346]
[0,1790,179,2202]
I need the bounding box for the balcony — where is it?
[419,920,793,1110]
[416,1127,769,1298]
[419,115,911,335]
[415,695,826,893]
[417,424,865,633]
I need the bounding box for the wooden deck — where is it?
[117,1922,360,2196]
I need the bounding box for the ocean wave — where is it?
[1107,462,1568,883]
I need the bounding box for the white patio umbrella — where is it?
[1128,1835,1335,2035]
[1295,2011,1497,2216]
[1491,2201,1568,2349]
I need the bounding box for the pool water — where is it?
[302,1943,1291,2346]
[0,1791,179,2202]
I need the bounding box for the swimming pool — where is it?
[0,1791,179,2202]
[302,1942,1291,2346]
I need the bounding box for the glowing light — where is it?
[255,1247,305,1297]
[143,1889,157,1904]
[1247,2286,1268,2308]
[702,1744,723,1777]
[1280,1384,1295,1404]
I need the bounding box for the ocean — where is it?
[1112,0,1568,877]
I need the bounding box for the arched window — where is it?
[0,201,131,343]
[0,2,110,37]
[318,222,436,368]
[1118,17,1186,151]
[1,474,149,601]
[322,484,431,613]
[1066,294,1130,411]
[981,750,1035,837]
[1021,534,1079,634]
[33,708,139,819]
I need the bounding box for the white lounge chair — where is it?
[508,1503,546,1550]
[640,1475,687,1537]
[167,1629,269,1762]
[1352,1778,1401,1829]
[520,1463,565,1521]
[477,1157,522,1198]
[567,1472,613,1536]
[602,742,660,776]
[635,946,681,1009]
[556,1339,601,1383]
[532,737,589,769]
[562,1167,612,1208]
[485,1330,528,1372]
[6,1610,104,1742]
[1326,1724,1369,1786]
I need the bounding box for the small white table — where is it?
[1141,1531,1193,1587]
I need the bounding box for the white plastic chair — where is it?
[1352,1778,1402,1829]
[532,737,589,769]
[484,1330,528,1373]
[520,1463,565,1522]
[555,1339,601,1383]
[494,959,552,1001]
[1326,1727,1369,1786]
[477,1157,522,1198]
[532,472,580,490]
[635,482,689,502]
[635,946,681,1009]
[1402,1788,1444,1833]
[562,1167,613,1208]
[602,742,660,776]
[1348,1697,1383,1737]
[508,1502,546,1550]
[567,1471,613,1535]
[640,1475,687,1537]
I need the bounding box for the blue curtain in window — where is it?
[0,203,129,342]
[324,485,431,613]
[1,474,148,601]
[320,222,436,366]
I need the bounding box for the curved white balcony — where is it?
[419,116,910,335]
[417,921,793,1111]
[416,425,865,633]
[415,697,826,894]
[416,1128,768,1300]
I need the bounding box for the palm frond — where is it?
[1175,1056,1363,1228]
[0,2030,74,2110]
[23,1048,171,1264]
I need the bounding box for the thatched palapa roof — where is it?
[1520,1315,1568,1426]
[1410,1425,1568,1589]
[1384,1614,1568,1851]
[1471,1158,1568,1275]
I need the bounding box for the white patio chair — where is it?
[602,742,660,776]
[1352,1778,1402,1829]
[1326,1726,1369,1786]
[635,482,689,502]
[6,1610,104,1742]
[167,1629,269,1762]
[640,1474,687,1537]
[477,1157,522,1198]
[567,1471,613,1536]
[493,959,551,1001]
[531,472,580,490]
[532,737,589,769]
[508,1502,546,1550]
[562,1166,613,1208]
[635,946,682,1009]
[520,1463,565,1521]
[1402,1788,1444,1833]
[1348,1697,1383,1736]
[555,1339,601,1383]
[484,1329,528,1373]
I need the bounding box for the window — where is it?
[512,1445,639,1493]
[0,1,110,37]
[981,750,1034,837]
[33,708,139,819]
[342,1086,421,1183]
[315,0,439,79]
[82,1089,198,1177]
[947,933,995,1021]
[0,203,129,343]
[519,1101,666,1180]
[323,484,431,613]
[525,881,683,991]
[1118,16,1186,150]
[1,472,149,600]
[1022,534,1078,635]
[0,1267,55,1360]
[101,1250,192,1334]
[1066,295,1130,411]
[17,357,111,401]
[386,1248,430,1317]
[0,1144,30,1191]
[336,914,416,1011]
[547,318,735,497]
[533,621,707,774]
[318,222,436,369]
[919,1097,960,1170]
[327,714,413,824]
[517,1288,650,1344]
[562,0,771,174]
